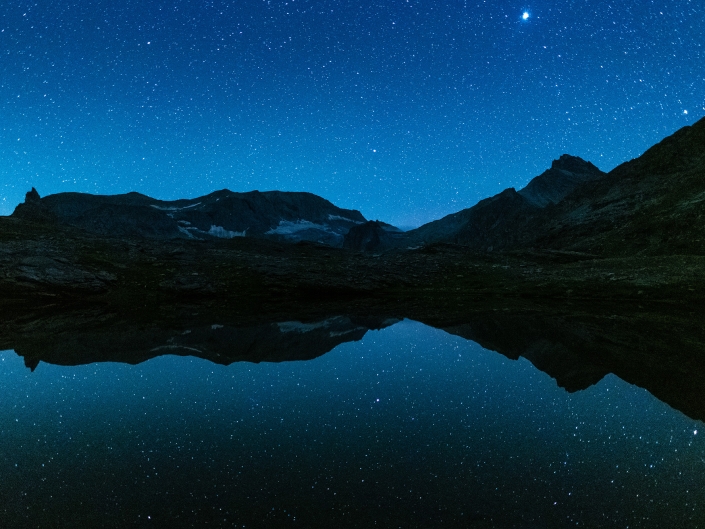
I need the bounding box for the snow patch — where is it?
[266,219,334,235]
[328,214,363,224]
[150,202,202,212]
[208,225,246,238]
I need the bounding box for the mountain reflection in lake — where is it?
[1,319,703,528]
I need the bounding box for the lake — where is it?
[1,319,703,528]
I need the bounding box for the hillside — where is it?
[12,188,369,247]
[345,118,705,256]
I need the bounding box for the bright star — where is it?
[522,11,530,20]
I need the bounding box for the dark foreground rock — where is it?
[2,211,703,306]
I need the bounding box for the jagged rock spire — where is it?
[25,188,41,204]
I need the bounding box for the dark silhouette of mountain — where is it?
[525,116,705,256]
[432,306,705,423]
[12,117,705,257]
[401,154,607,251]
[12,188,370,247]
[2,299,705,422]
[517,154,605,207]
[346,116,705,255]
[3,309,398,370]
[343,155,606,252]
[402,187,538,251]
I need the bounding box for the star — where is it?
[522,11,530,20]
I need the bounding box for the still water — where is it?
[1,320,703,528]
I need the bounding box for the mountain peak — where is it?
[519,155,605,208]
[550,154,602,175]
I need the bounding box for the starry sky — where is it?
[1,0,703,227]
[2,321,704,525]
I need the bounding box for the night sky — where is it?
[1,1,703,227]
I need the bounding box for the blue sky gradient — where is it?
[1,0,703,226]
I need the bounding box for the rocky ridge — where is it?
[343,154,607,252]
[345,117,705,256]
[13,188,371,247]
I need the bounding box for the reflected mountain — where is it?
[436,309,705,422]
[3,310,399,371]
[2,299,704,423]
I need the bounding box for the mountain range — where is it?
[13,188,369,247]
[346,116,705,255]
[11,153,605,252]
[13,115,704,258]
[1,117,704,414]
[357,153,606,253]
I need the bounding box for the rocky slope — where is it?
[344,154,606,252]
[12,188,370,247]
[525,116,705,256]
[403,187,538,251]
[346,117,705,256]
[517,154,605,207]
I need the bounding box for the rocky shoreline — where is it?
[1,213,702,307]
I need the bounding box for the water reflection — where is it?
[1,318,704,527]
[5,303,705,422]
